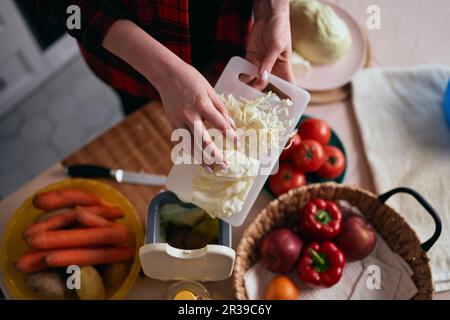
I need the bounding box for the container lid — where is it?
[139,243,235,281]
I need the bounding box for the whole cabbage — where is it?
[290,0,352,64]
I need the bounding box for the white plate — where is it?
[293,2,369,92]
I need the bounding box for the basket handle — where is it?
[378,187,442,252]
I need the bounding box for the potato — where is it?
[27,271,69,298]
[76,266,105,300]
[102,262,130,290]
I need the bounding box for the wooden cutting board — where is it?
[62,101,172,222]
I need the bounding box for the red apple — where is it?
[260,228,303,273]
[335,214,377,261]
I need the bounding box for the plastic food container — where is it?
[139,191,235,282]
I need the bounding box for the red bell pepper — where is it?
[297,241,346,288]
[299,198,342,240]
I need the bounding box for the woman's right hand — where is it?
[155,60,237,169]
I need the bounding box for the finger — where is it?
[259,48,282,81]
[246,50,274,89]
[208,90,235,129]
[284,65,295,83]
[245,50,263,66]
[179,111,204,165]
[179,121,202,165]
[187,116,227,168]
[245,50,264,81]
[272,59,295,84]
[202,104,237,145]
[201,124,227,168]
[201,163,214,174]
[207,91,238,146]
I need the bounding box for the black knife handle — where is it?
[66,164,112,178]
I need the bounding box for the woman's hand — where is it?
[245,0,294,88]
[103,20,235,169]
[156,60,236,168]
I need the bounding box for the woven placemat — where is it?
[63,101,171,222]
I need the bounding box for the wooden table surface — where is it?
[62,102,173,222]
[1,0,450,300]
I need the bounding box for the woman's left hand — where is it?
[245,0,294,89]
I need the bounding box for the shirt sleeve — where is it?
[36,0,120,49]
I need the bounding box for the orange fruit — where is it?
[264,275,299,300]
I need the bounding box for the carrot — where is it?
[76,209,113,228]
[33,188,105,210]
[22,210,77,238]
[25,227,130,250]
[70,223,88,229]
[76,205,124,220]
[45,247,134,267]
[14,250,55,273]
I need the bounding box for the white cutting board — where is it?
[166,56,310,226]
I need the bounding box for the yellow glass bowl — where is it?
[1,179,144,300]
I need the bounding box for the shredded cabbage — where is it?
[190,92,294,219]
[222,92,294,153]
[192,149,259,218]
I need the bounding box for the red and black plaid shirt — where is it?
[37,0,254,99]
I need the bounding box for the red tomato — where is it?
[298,119,331,146]
[317,146,346,179]
[269,163,306,196]
[291,140,326,172]
[279,134,301,161]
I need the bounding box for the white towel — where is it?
[352,65,450,288]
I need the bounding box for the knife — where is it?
[66,164,167,186]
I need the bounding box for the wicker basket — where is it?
[233,183,442,300]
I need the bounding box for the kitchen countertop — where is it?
[1,0,449,300]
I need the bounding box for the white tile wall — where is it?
[0,54,123,198]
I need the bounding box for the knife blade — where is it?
[66,164,167,186]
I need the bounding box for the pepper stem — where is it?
[309,248,326,266]
[316,210,331,224]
